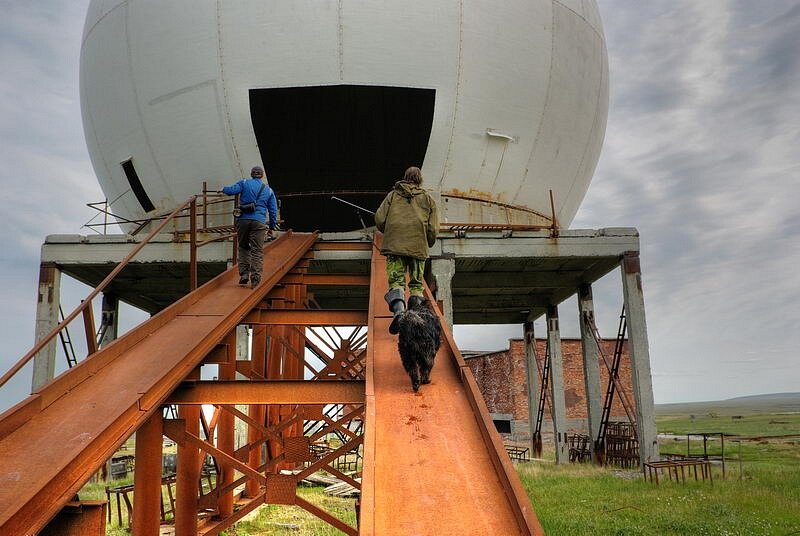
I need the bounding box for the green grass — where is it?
[225,486,357,536]
[657,412,800,438]
[516,407,800,535]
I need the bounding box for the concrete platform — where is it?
[41,228,638,323]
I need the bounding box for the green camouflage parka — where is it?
[374,181,439,260]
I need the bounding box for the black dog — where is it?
[396,296,441,392]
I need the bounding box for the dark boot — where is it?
[384,288,406,334]
[250,274,261,288]
[239,273,249,285]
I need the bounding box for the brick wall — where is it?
[465,338,635,425]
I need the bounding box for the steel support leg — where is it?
[217,332,237,518]
[245,325,268,498]
[132,410,163,536]
[620,253,659,466]
[32,262,61,391]
[176,369,201,536]
[578,284,603,464]
[546,305,569,464]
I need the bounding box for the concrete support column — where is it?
[546,305,569,464]
[620,252,659,465]
[132,410,163,536]
[32,262,61,391]
[523,320,542,457]
[175,368,201,536]
[578,284,603,463]
[430,257,455,330]
[99,293,119,348]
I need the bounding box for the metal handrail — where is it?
[0,196,206,390]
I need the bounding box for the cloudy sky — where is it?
[1,1,799,411]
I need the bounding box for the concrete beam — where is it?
[437,229,639,259]
[620,253,659,465]
[546,305,569,464]
[32,263,61,391]
[453,271,584,288]
[578,284,603,462]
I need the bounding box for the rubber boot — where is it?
[385,288,406,335]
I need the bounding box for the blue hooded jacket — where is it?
[223,178,278,229]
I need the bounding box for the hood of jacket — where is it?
[393,181,426,199]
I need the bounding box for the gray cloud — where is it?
[574,0,800,402]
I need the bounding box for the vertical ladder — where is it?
[58,306,78,368]
[532,339,552,457]
[589,306,636,452]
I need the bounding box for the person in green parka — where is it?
[374,166,439,334]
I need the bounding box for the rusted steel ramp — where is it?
[360,240,543,535]
[0,232,317,535]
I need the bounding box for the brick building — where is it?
[464,338,635,441]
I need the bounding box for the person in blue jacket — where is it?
[221,166,278,288]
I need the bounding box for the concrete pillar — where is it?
[620,252,659,465]
[132,410,163,536]
[99,293,119,348]
[430,257,455,330]
[578,284,603,463]
[546,305,569,464]
[523,320,542,457]
[32,262,61,391]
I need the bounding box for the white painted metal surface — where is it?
[81,0,608,229]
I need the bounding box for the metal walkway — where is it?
[0,232,542,535]
[360,241,541,534]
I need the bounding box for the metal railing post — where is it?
[190,198,198,291]
[82,300,98,356]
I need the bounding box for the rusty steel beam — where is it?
[309,405,365,443]
[132,411,163,536]
[82,300,98,356]
[217,334,236,518]
[295,496,358,536]
[164,421,266,485]
[296,435,364,481]
[199,492,266,536]
[166,380,365,405]
[281,273,370,286]
[323,464,361,491]
[0,233,318,535]
[242,309,367,326]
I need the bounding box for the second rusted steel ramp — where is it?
[0,232,317,536]
[360,240,543,535]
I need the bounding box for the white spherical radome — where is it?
[80,0,608,232]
